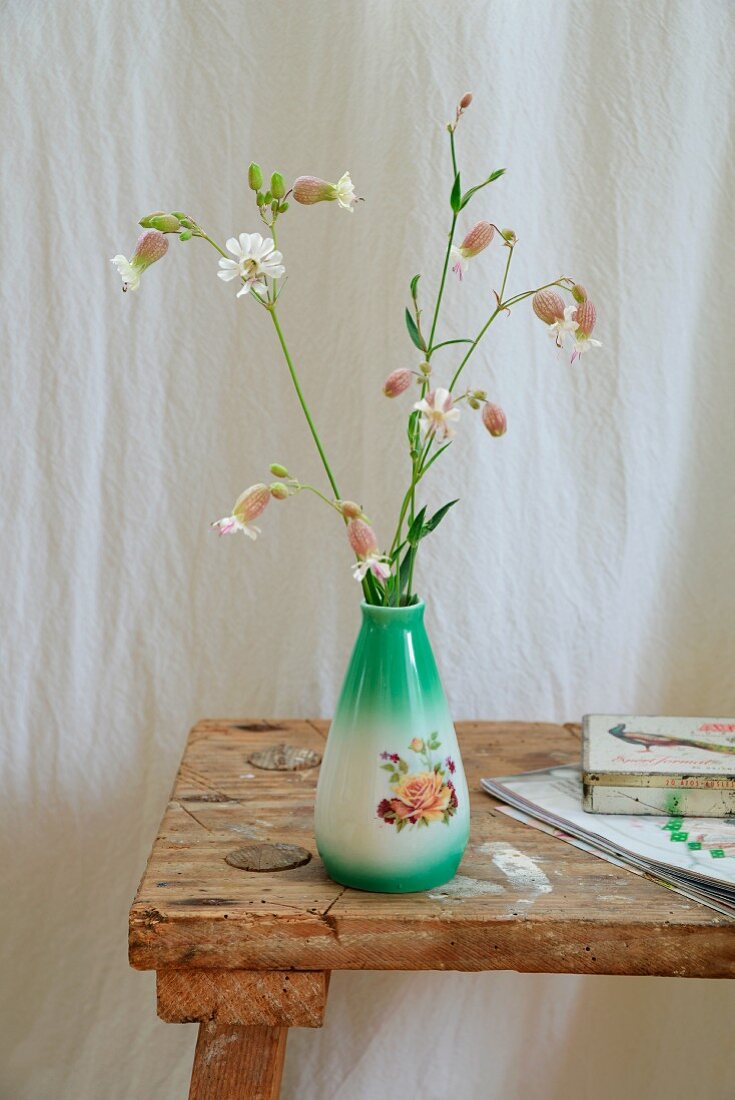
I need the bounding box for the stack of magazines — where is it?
[481,765,735,918]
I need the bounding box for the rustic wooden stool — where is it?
[129,720,734,1098]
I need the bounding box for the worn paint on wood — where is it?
[129,720,735,979]
[188,1022,287,1100]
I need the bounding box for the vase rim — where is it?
[360,599,425,622]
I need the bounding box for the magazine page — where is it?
[483,766,735,890]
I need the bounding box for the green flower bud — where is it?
[269,463,290,478]
[263,191,272,205]
[271,172,286,199]
[256,192,265,206]
[279,201,289,213]
[179,229,192,240]
[270,482,290,500]
[139,211,167,228]
[248,162,263,191]
[419,361,432,375]
[271,199,279,212]
[571,283,588,303]
[151,214,184,233]
[178,217,193,229]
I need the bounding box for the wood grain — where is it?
[130,720,735,979]
[188,1022,286,1100]
[157,969,328,1026]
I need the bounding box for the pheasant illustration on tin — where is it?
[608,723,735,755]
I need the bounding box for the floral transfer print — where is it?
[377,733,459,831]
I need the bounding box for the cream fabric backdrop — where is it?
[3,0,735,1097]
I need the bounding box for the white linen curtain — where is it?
[2,0,735,1096]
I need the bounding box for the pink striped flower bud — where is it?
[532,290,566,324]
[133,229,168,265]
[293,176,335,205]
[339,501,364,520]
[482,402,507,437]
[347,518,379,559]
[571,284,588,303]
[211,483,270,539]
[234,483,270,521]
[383,368,412,397]
[111,229,168,292]
[293,172,356,211]
[451,222,495,280]
[574,300,597,336]
[458,221,495,258]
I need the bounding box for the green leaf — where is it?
[407,506,428,547]
[398,758,409,773]
[422,499,459,537]
[396,819,407,833]
[410,273,421,300]
[398,544,416,595]
[450,171,462,213]
[380,763,395,771]
[390,540,406,564]
[459,168,506,210]
[405,307,425,351]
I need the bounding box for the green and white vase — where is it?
[315,601,470,892]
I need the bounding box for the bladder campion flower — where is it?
[532,289,566,325]
[383,368,413,397]
[569,300,602,362]
[481,402,507,437]
[217,233,285,298]
[347,519,391,582]
[293,172,357,212]
[414,388,461,440]
[211,484,271,539]
[111,229,168,292]
[548,304,580,349]
[450,222,495,280]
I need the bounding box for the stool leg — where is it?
[188,1021,287,1100]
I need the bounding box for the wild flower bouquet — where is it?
[113,93,600,608]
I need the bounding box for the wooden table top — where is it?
[129,720,734,979]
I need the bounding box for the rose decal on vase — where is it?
[377,734,459,831]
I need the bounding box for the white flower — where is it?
[413,387,461,440]
[217,233,285,298]
[570,334,603,364]
[111,255,141,292]
[335,172,357,212]
[351,553,391,582]
[111,229,168,292]
[211,515,261,539]
[548,305,579,349]
[548,305,603,362]
[450,245,468,280]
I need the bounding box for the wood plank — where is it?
[188,1022,286,1100]
[157,969,329,1026]
[129,720,735,979]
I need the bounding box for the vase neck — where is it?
[360,601,425,629]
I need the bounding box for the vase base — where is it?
[320,849,465,894]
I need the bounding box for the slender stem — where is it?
[448,248,514,393]
[193,228,379,602]
[268,308,341,501]
[431,338,474,352]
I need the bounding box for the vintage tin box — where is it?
[582,715,735,816]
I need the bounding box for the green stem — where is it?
[268,308,341,501]
[448,246,514,393]
[193,229,378,600]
